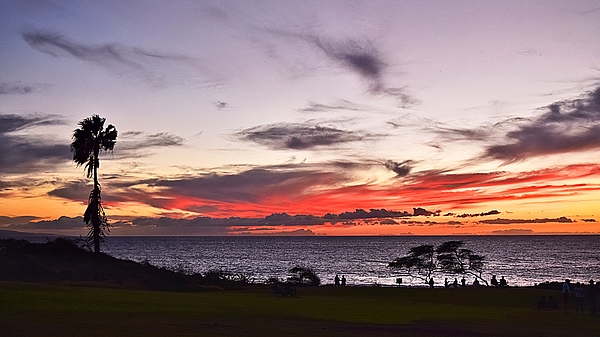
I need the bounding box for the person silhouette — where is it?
[428,278,434,288]
[334,274,340,287]
[562,279,571,312]
[341,275,346,286]
[499,276,507,287]
[461,277,466,287]
[452,278,458,288]
[491,275,498,287]
[444,278,449,288]
[589,280,598,315]
[574,282,585,314]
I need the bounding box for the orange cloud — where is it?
[82,163,600,219]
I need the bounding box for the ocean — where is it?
[103,235,600,287]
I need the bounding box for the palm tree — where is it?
[71,115,117,254]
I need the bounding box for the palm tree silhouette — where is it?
[71,115,117,254]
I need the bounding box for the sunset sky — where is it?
[1,0,600,236]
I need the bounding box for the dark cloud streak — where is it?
[263,29,416,106]
[4,207,443,235]
[22,30,211,87]
[307,36,385,92]
[455,210,501,218]
[479,217,573,224]
[0,114,70,174]
[428,85,600,163]
[236,122,380,150]
[298,100,365,113]
[148,167,336,204]
[114,131,185,159]
[384,159,413,177]
[118,131,184,149]
[0,82,47,95]
[484,85,600,162]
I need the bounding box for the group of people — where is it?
[443,277,464,288]
[334,274,347,286]
[490,275,508,287]
[561,279,599,314]
[439,275,506,288]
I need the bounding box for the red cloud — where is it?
[66,163,600,218]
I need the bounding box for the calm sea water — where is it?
[103,235,600,287]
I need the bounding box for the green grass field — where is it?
[1,282,598,336]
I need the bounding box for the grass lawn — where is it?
[1,282,598,336]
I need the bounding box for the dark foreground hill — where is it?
[0,238,244,291]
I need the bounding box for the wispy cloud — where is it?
[235,122,381,150]
[483,85,600,162]
[46,180,90,204]
[0,113,63,132]
[22,30,213,87]
[115,131,185,158]
[49,161,363,217]
[430,124,498,143]
[379,87,418,109]
[260,28,417,106]
[305,35,417,107]
[0,82,47,95]
[306,35,385,91]
[298,100,367,113]
[0,114,69,174]
[145,166,343,205]
[425,85,600,163]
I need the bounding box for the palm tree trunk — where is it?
[92,189,100,254]
[92,147,100,254]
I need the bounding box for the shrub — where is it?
[287,265,320,286]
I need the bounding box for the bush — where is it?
[266,276,281,285]
[287,265,320,286]
[202,269,253,284]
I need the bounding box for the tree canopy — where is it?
[389,241,488,285]
[388,244,436,283]
[287,265,321,286]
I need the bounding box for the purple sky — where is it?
[1,1,600,236]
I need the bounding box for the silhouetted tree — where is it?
[71,115,117,254]
[388,244,436,283]
[436,240,488,286]
[389,241,487,285]
[287,265,321,286]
